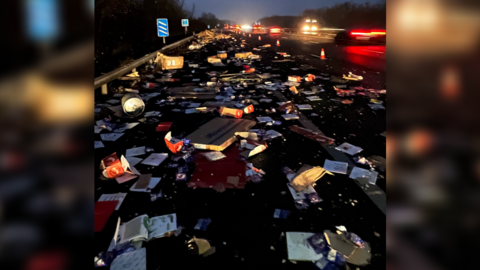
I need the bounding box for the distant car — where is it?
[335,29,386,43]
[252,24,263,34]
[268,26,282,34]
[301,18,319,35]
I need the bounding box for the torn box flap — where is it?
[165,132,184,154]
[235,132,258,140]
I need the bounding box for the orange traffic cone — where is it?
[277,39,280,46]
[320,48,326,60]
[258,36,261,41]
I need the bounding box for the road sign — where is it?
[26,0,59,41]
[181,19,189,27]
[157,18,169,37]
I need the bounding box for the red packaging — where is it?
[100,153,125,179]
[165,132,184,154]
[243,104,254,114]
[156,122,173,132]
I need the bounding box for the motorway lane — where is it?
[94,32,386,270]
[234,31,387,168]
[239,30,386,84]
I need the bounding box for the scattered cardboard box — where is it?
[185,118,256,151]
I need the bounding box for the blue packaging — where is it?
[178,165,189,174]
[347,232,364,247]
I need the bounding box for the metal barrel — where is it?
[121,93,145,117]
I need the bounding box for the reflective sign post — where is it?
[182,19,189,35]
[157,18,169,44]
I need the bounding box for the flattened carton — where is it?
[155,52,184,70]
[235,52,253,59]
[208,56,222,63]
[186,118,256,151]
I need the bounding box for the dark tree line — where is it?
[95,0,207,74]
[259,1,386,29]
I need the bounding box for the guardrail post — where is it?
[101,84,108,95]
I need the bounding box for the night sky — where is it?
[183,0,376,24]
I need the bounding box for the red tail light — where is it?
[350,29,386,36]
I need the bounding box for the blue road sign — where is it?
[26,0,59,41]
[181,19,189,27]
[157,19,169,37]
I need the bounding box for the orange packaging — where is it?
[165,132,184,153]
[305,74,315,82]
[288,76,301,82]
[243,104,254,114]
[219,107,243,118]
[100,153,125,178]
[289,86,299,94]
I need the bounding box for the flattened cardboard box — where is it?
[186,118,256,151]
[235,52,253,59]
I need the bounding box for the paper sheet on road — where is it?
[100,133,124,141]
[323,159,348,174]
[95,141,105,149]
[126,146,146,157]
[125,156,143,167]
[98,193,127,211]
[111,248,146,270]
[142,153,169,166]
[349,167,378,185]
[335,142,363,155]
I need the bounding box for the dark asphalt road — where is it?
[95,31,386,270]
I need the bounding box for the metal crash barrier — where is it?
[94,35,196,94]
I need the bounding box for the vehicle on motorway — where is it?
[334,28,386,43]
[268,26,282,34]
[301,18,319,35]
[252,23,266,34]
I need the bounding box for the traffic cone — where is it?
[258,36,261,41]
[320,48,326,60]
[277,39,280,46]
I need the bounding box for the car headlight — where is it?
[303,26,310,30]
[311,26,317,31]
